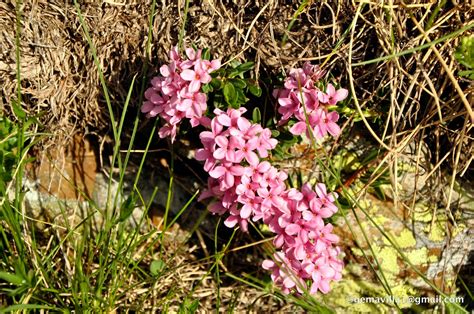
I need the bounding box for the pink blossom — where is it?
[180,62,212,93]
[142,46,221,143]
[274,63,347,140]
[325,83,348,106]
[313,109,341,139]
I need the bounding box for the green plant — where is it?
[455,36,474,79]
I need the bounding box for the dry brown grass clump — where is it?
[1,1,472,171]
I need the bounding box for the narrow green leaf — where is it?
[373,186,386,201]
[454,36,474,69]
[118,193,137,222]
[235,88,248,106]
[11,99,26,120]
[223,82,237,107]
[202,48,211,60]
[235,61,254,73]
[458,70,474,79]
[0,271,25,285]
[252,107,261,123]
[1,304,59,312]
[445,302,468,314]
[248,84,262,97]
[230,78,246,89]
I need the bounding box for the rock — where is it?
[22,135,198,234]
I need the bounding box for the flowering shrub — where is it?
[142,48,347,296]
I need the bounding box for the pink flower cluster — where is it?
[141,47,221,142]
[196,107,280,232]
[262,183,343,295]
[195,108,343,295]
[273,62,348,140]
[143,50,345,296]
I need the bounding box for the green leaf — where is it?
[150,259,166,276]
[201,83,213,93]
[455,36,474,69]
[179,298,199,314]
[0,271,25,286]
[458,69,474,79]
[223,82,237,107]
[252,107,261,123]
[211,68,225,77]
[373,186,386,201]
[236,88,248,106]
[118,193,137,223]
[11,99,26,120]
[361,149,381,165]
[248,84,262,97]
[230,78,246,89]
[228,62,254,78]
[210,78,223,90]
[235,61,254,73]
[202,48,211,60]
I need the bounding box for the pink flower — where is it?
[234,137,260,166]
[209,162,245,191]
[180,62,212,93]
[325,83,348,105]
[213,135,239,163]
[313,109,341,139]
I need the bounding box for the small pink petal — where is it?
[180,69,195,81]
[335,88,348,102]
[224,215,238,228]
[315,183,327,198]
[327,122,341,137]
[289,122,307,135]
[285,224,301,235]
[240,206,252,219]
[209,166,226,178]
[189,80,201,93]
[262,259,275,270]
